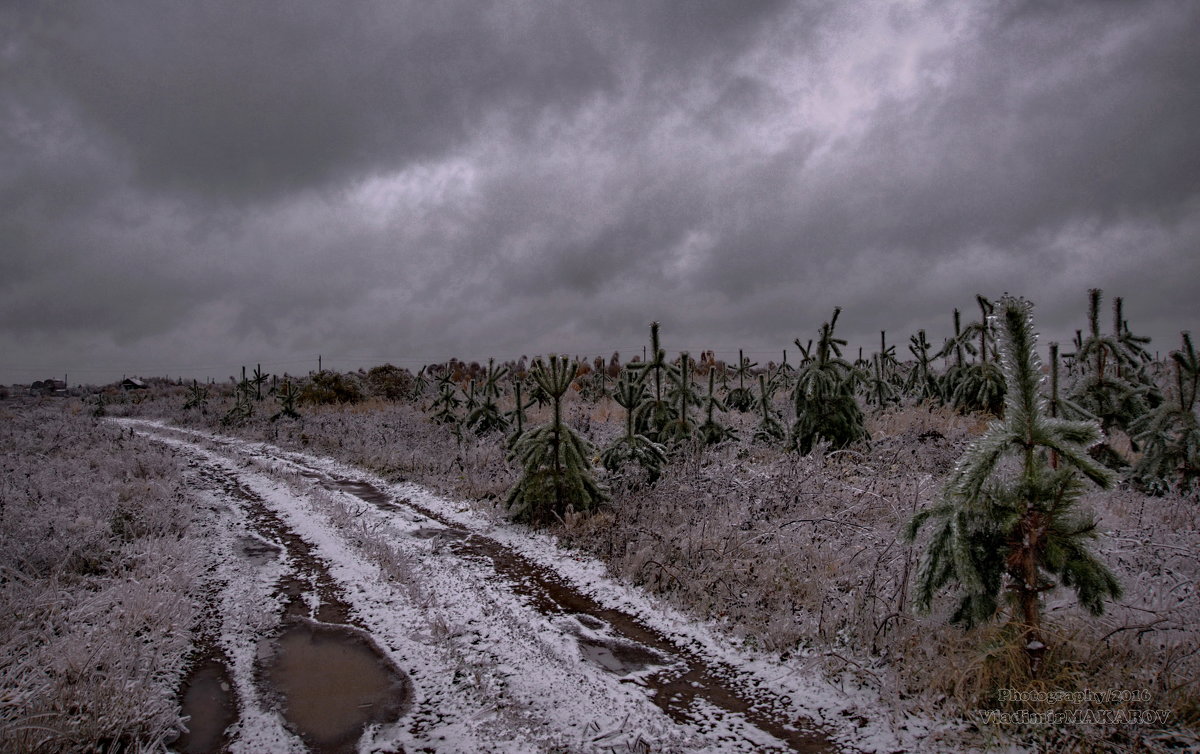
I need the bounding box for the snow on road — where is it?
[117,419,909,753]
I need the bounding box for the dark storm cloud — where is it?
[10,1,618,202]
[1,1,1198,383]
[7,0,795,203]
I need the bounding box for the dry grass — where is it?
[0,401,209,752]
[110,387,1200,750]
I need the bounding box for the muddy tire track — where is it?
[180,458,411,753]
[126,419,845,752]
[295,467,833,753]
[174,585,238,754]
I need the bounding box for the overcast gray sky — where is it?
[3,0,1198,385]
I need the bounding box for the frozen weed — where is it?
[0,404,208,752]
[116,389,1199,749]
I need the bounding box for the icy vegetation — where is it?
[0,404,208,751]
[94,381,1197,750]
[3,291,1198,751]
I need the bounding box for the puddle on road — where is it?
[176,658,237,754]
[560,614,674,677]
[237,534,282,565]
[409,526,466,541]
[258,619,412,754]
[574,614,606,631]
[577,634,671,676]
[310,470,835,752]
[187,462,404,753]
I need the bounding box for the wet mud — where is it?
[306,468,835,752]
[183,462,411,753]
[174,485,240,754]
[142,424,833,752]
[576,632,671,676]
[237,534,283,565]
[258,618,412,754]
[176,656,237,754]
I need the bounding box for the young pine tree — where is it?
[661,352,702,446]
[251,364,269,401]
[949,295,1006,416]
[906,297,1120,676]
[601,368,668,485]
[183,380,210,414]
[789,308,869,454]
[222,368,255,426]
[752,373,786,445]
[725,349,757,412]
[1131,332,1200,494]
[271,377,301,421]
[507,356,608,525]
[771,348,795,393]
[1113,296,1154,367]
[697,368,737,446]
[864,352,900,411]
[410,366,431,402]
[627,322,678,440]
[429,377,462,426]
[1065,289,1157,467]
[504,379,536,453]
[465,358,510,435]
[907,329,942,405]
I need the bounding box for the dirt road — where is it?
[119,419,861,753]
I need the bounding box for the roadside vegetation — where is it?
[0,404,210,752]
[4,287,1197,751]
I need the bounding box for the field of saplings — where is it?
[3,290,1197,752]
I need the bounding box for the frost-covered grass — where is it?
[0,399,208,753]
[110,389,1200,750]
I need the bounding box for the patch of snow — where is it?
[117,418,953,752]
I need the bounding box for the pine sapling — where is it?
[506,356,608,525]
[1066,289,1156,467]
[1113,295,1154,370]
[222,368,255,426]
[771,348,795,393]
[877,330,899,379]
[183,380,210,414]
[410,366,431,402]
[907,329,941,404]
[790,308,869,454]
[628,321,678,440]
[429,378,462,426]
[466,359,509,435]
[940,308,969,400]
[1131,332,1200,493]
[271,378,301,421]
[725,349,757,412]
[504,379,536,453]
[865,352,900,411]
[949,295,1006,416]
[906,297,1119,676]
[697,369,737,446]
[752,373,786,445]
[601,369,668,485]
[661,352,701,446]
[251,364,269,401]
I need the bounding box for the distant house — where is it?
[122,377,148,390]
[30,379,68,397]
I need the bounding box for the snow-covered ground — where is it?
[116,418,934,753]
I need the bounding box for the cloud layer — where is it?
[3,1,1198,383]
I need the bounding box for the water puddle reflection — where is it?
[258,619,411,754]
[176,659,236,754]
